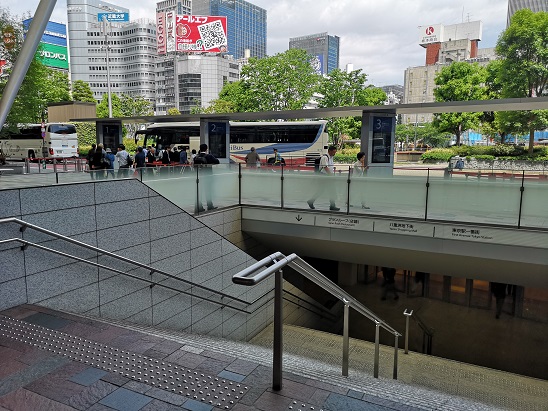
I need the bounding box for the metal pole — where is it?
[373,322,380,378]
[342,302,350,377]
[280,164,284,209]
[424,168,430,221]
[0,0,57,128]
[272,268,283,391]
[346,168,351,215]
[238,163,242,206]
[103,17,113,118]
[517,170,525,229]
[404,309,413,354]
[393,335,398,380]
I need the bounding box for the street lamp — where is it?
[103,16,113,118]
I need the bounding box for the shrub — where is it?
[334,153,358,164]
[421,148,454,162]
[473,155,495,161]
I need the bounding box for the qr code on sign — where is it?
[198,20,227,50]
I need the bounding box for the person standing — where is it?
[491,282,507,319]
[87,143,96,179]
[180,147,189,165]
[134,146,146,171]
[91,143,107,179]
[105,148,116,179]
[272,148,282,165]
[245,147,261,168]
[116,144,131,178]
[195,143,220,212]
[381,267,399,301]
[307,145,340,211]
[352,151,369,209]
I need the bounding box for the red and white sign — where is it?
[176,15,227,53]
[418,24,442,45]
[156,14,228,54]
[156,12,166,55]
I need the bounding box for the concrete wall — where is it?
[0,179,274,341]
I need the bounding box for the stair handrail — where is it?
[233,251,402,391]
[0,217,251,307]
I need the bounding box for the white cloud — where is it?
[3,0,508,85]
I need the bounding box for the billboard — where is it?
[97,12,129,22]
[156,13,228,54]
[37,43,69,70]
[311,54,324,75]
[157,12,166,55]
[23,19,67,47]
[419,24,443,45]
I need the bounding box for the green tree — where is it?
[317,69,386,146]
[495,9,548,153]
[432,62,487,145]
[167,107,181,115]
[0,8,53,125]
[96,93,123,118]
[239,49,320,111]
[72,80,96,103]
[120,94,153,138]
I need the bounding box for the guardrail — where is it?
[233,251,401,390]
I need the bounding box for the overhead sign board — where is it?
[23,19,67,47]
[419,24,443,45]
[98,12,129,22]
[156,13,228,54]
[37,43,69,70]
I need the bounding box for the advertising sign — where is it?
[2,25,16,51]
[311,54,324,75]
[157,12,166,55]
[419,24,443,45]
[23,20,67,47]
[37,43,69,70]
[175,15,228,53]
[166,11,176,53]
[98,12,129,22]
[371,117,393,164]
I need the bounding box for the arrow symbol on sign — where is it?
[296,215,302,222]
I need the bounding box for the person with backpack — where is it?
[307,145,340,211]
[194,143,220,212]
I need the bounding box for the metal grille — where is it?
[0,316,248,410]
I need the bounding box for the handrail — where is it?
[233,251,402,390]
[0,217,249,307]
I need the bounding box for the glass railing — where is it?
[2,163,546,230]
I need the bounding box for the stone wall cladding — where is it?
[0,180,274,342]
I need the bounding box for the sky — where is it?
[3,0,509,86]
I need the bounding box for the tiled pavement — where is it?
[0,305,542,411]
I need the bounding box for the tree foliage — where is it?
[432,62,487,145]
[317,69,386,147]
[167,107,181,115]
[396,122,450,148]
[214,49,320,112]
[72,80,95,103]
[0,8,71,125]
[495,9,548,153]
[97,93,153,138]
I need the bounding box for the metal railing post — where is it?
[195,167,200,214]
[517,170,525,229]
[373,322,380,378]
[238,163,242,205]
[53,160,58,173]
[424,168,430,221]
[280,165,284,209]
[404,309,413,354]
[272,268,283,390]
[393,334,398,380]
[346,168,351,215]
[342,301,350,377]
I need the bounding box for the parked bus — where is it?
[135,120,329,166]
[0,123,78,160]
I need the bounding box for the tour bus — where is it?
[135,120,329,166]
[0,123,78,160]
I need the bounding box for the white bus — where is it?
[136,120,329,166]
[0,123,78,160]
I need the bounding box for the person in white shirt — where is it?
[307,145,340,211]
[352,151,370,209]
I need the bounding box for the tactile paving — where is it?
[0,315,248,410]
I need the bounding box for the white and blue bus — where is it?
[136,120,329,166]
[0,123,78,160]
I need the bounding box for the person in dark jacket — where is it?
[491,282,507,319]
[381,267,399,301]
[134,146,146,170]
[91,143,107,179]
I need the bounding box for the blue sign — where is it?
[23,19,67,47]
[98,12,129,22]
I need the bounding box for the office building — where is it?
[402,21,496,124]
[507,0,548,26]
[289,32,340,75]
[22,20,69,73]
[156,0,192,15]
[192,0,266,59]
[67,0,157,105]
[155,54,240,114]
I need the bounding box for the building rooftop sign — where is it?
[419,21,482,46]
[98,12,129,22]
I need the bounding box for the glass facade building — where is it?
[507,0,548,26]
[192,0,267,59]
[289,32,340,75]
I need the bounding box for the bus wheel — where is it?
[28,151,36,162]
